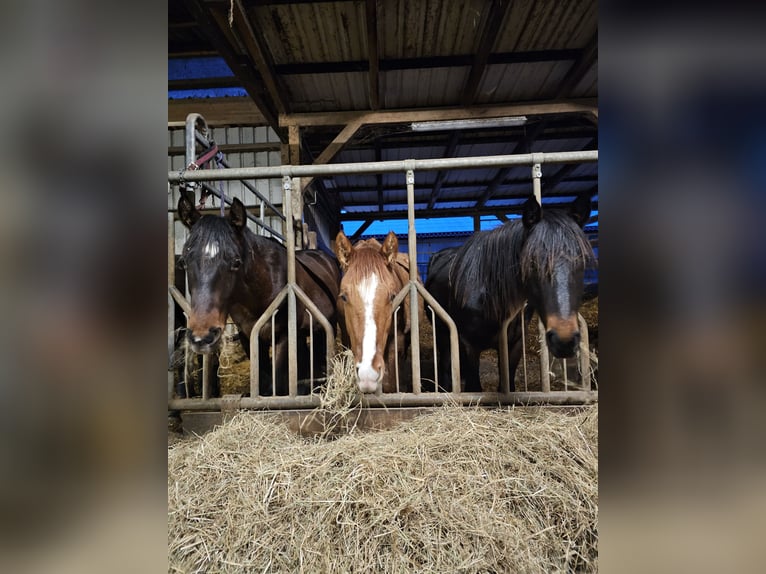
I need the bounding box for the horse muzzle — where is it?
[545,329,580,358]
[544,315,581,358]
[356,363,383,393]
[187,326,223,354]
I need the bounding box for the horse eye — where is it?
[231,258,241,271]
[339,293,348,302]
[390,293,396,302]
[177,257,186,270]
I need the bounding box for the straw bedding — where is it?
[168,402,598,572]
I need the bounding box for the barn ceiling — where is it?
[169,0,598,229]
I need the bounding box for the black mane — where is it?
[183,215,242,263]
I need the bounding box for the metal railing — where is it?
[168,124,598,409]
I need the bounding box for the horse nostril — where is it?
[209,327,222,338]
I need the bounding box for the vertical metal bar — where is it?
[430,306,437,391]
[260,201,265,236]
[578,313,591,391]
[405,168,421,394]
[202,354,210,399]
[563,358,568,391]
[308,309,314,385]
[532,162,542,205]
[271,310,277,396]
[538,317,550,393]
[521,303,528,392]
[250,326,259,397]
[283,176,298,397]
[168,211,176,401]
[393,306,400,392]
[498,315,512,394]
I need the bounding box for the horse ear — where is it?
[570,194,592,228]
[229,197,247,230]
[522,196,542,229]
[178,193,201,229]
[381,231,398,266]
[334,231,352,271]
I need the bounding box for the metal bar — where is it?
[498,313,515,394]
[538,317,550,393]
[168,211,176,400]
[578,313,591,391]
[185,113,208,169]
[194,131,285,220]
[202,354,210,399]
[308,309,313,384]
[430,306,438,391]
[532,162,542,205]
[283,176,298,397]
[168,285,191,316]
[393,305,400,392]
[521,303,528,392]
[169,390,597,411]
[405,169,422,394]
[250,286,290,396]
[169,150,599,183]
[197,182,285,240]
[411,281,460,393]
[292,283,335,385]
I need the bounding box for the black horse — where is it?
[177,194,339,396]
[425,195,594,392]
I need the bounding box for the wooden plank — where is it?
[231,0,289,114]
[272,49,581,75]
[300,118,365,191]
[365,0,380,110]
[279,98,598,127]
[462,0,512,105]
[168,97,268,126]
[168,77,242,91]
[184,0,280,132]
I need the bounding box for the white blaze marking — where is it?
[203,241,219,258]
[357,273,379,380]
[554,261,570,317]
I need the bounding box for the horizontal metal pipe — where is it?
[169,150,598,183]
[168,390,597,411]
[194,132,285,220]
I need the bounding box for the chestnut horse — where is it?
[426,195,594,392]
[178,194,339,396]
[334,231,423,393]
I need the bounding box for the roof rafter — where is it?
[462,0,512,105]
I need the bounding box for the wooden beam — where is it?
[496,213,509,223]
[231,0,289,114]
[427,131,461,209]
[474,120,549,208]
[279,98,598,127]
[554,32,598,98]
[168,77,243,91]
[272,49,581,75]
[462,0,512,105]
[333,177,598,197]
[338,201,598,222]
[184,0,280,133]
[365,0,380,110]
[298,118,365,192]
[168,97,268,126]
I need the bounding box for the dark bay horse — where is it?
[178,195,339,395]
[334,231,423,393]
[426,195,594,392]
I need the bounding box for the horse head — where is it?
[520,195,594,358]
[335,230,401,393]
[178,194,249,354]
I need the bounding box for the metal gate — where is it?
[168,115,598,412]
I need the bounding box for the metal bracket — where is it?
[406,169,415,185]
[532,163,542,179]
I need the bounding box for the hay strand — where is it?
[169,406,598,572]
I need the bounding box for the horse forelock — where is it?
[184,216,242,263]
[449,221,526,320]
[520,210,595,282]
[342,244,402,294]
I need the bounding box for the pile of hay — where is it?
[168,406,598,572]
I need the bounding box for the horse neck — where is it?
[454,221,526,320]
[237,229,287,309]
